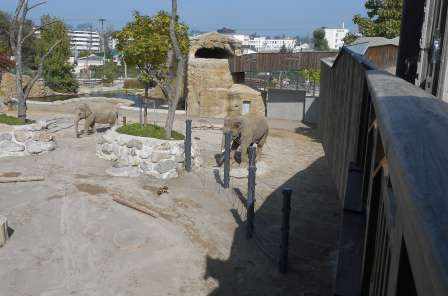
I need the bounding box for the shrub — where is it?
[117,123,184,140]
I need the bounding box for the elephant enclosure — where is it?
[0,105,340,295]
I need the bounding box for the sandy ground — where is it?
[0,103,340,296]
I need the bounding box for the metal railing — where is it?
[320,47,448,296]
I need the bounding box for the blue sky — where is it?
[2,0,364,36]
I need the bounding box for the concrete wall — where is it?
[266,89,319,124]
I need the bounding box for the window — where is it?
[242,101,251,114]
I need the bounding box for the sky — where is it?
[2,0,364,36]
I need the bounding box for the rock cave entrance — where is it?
[195,47,232,59]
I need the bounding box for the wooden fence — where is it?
[229,51,337,73]
[320,47,448,295]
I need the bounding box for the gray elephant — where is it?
[74,103,118,137]
[219,114,269,165]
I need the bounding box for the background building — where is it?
[323,27,349,50]
[229,34,297,53]
[68,30,101,52]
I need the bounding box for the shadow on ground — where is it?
[205,157,341,295]
[295,123,321,143]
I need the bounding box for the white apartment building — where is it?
[323,27,349,50]
[68,30,101,52]
[230,34,297,53]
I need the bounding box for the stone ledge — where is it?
[0,120,57,158]
[97,127,201,180]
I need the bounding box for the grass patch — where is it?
[117,123,185,140]
[0,114,35,125]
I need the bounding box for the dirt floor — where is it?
[0,103,341,296]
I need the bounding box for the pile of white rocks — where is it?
[0,121,57,158]
[97,127,201,180]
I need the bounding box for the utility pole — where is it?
[99,18,106,64]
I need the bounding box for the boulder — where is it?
[13,130,32,142]
[0,72,55,101]
[0,140,25,152]
[0,133,12,142]
[25,140,56,154]
[126,139,143,150]
[32,131,54,142]
[155,159,177,174]
[151,151,171,163]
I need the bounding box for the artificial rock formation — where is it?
[0,72,54,104]
[0,120,57,158]
[187,32,265,118]
[97,127,201,180]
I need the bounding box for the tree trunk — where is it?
[164,0,185,139]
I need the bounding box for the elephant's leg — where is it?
[256,134,268,161]
[85,116,95,134]
[240,138,251,165]
[74,117,81,138]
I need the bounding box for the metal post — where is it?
[139,97,143,125]
[223,131,231,189]
[279,188,292,274]
[185,119,192,172]
[246,146,257,239]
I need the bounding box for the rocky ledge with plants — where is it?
[96,123,201,179]
[0,115,58,158]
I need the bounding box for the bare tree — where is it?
[8,0,61,120]
[162,0,186,139]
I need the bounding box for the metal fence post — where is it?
[223,131,232,189]
[247,146,257,239]
[185,119,192,172]
[279,188,292,274]
[139,97,143,125]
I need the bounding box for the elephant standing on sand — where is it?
[74,103,118,138]
[219,114,269,165]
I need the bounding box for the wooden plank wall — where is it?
[229,51,337,73]
[320,46,448,295]
[366,45,399,72]
[319,48,376,201]
[367,71,448,295]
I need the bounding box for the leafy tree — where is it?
[78,50,91,58]
[313,29,330,51]
[115,8,189,138]
[279,44,288,53]
[354,0,403,38]
[116,11,189,81]
[91,61,120,83]
[8,0,63,120]
[343,33,358,45]
[0,9,37,69]
[36,15,78,93]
